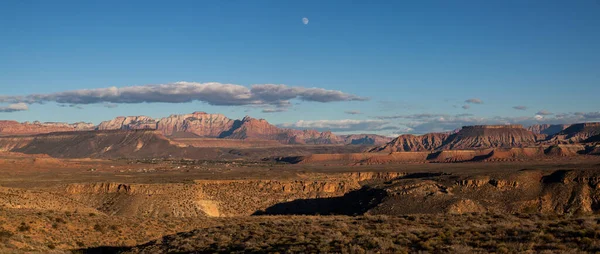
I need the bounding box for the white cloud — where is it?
[536,110,553,116]
[262,108,287,113]
[103,103,118,108]
[465,98,484,104]
[279,119,398,132]
[387,111,600,134]
[0,82,367,110]
[513,105,528,110]
[0,103,29,112]
[462,105,470,110]
[302,17,309,25]
[344,110,361,115]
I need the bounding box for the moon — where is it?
[302,17,309,25]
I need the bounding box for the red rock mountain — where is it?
[369,133,449,152]
[0,120,95,135]
[158,112,235,137]
[96,112,352,145]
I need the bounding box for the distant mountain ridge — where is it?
[0,120,95,135]
[95,112,391,145]
[2,112,599,148]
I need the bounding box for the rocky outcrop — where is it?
[0,120,94,135]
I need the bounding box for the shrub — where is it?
[18,222,31,232]
[93,224,105,233]
[0,228,14,242]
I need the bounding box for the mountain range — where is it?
[1,112,599,150]
[0,112,392,145]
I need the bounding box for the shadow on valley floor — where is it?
[252,186,387,216]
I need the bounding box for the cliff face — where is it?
[369,133,448,152]
[0,120,94,135]
[157,112,235,137]
[221,116,284,140]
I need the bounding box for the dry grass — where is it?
[2,212,584,253]
[123,213,600,253]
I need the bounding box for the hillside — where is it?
[0,130,193,159]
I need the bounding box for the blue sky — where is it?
[1,0,599,135]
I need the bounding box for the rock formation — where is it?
[96,113,348,145]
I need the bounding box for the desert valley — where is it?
[3,1,600,253]
[1,112,600,253]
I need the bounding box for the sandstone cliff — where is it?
[157,112,235,137]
